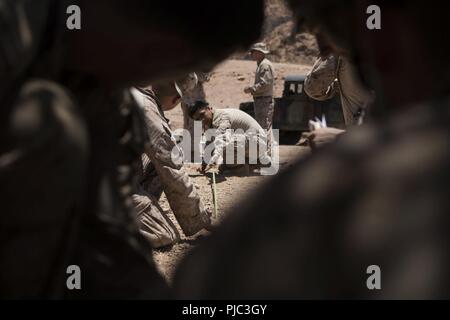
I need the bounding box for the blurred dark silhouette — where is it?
[0,0,264,298]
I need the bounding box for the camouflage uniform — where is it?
[250,58,275,152]
[305,55,373,126]
[132,154,181,248]
[207,108,271,167]
[304,54,339,101]
[131,88,210,248]
[0,0,168,298]
[173,0,450,299]
[0,0,267,299]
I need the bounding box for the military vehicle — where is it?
[239,74,344,143]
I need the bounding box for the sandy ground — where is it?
[154,59,313,283]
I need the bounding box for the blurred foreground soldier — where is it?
[188,101,272,173]
[175,0,450,299]
[181,72,210,160]
[130,76,211,249]
[0,0,264,298]
[244,43,275,153]
[305,55,373,127]
[302,42,374,148]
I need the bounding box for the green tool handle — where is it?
[212,171,218,219]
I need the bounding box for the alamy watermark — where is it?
[66,265,81,290]
[66,5,81,30]
[66,5,381,31]
[366,5,381,30]
[64,263,382,292]
[366,265,381,290]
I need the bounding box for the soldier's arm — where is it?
[304,56,338,101]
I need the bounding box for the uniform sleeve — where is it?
[140,99,210,236]
[251,64,274,96]
[304,55,338,101]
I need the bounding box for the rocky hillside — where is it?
[263,0,319,65]
[234,0,319,65]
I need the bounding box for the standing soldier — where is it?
[244,43,275,154]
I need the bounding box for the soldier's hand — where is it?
[244,86,252,94]
[196,163,207,173]
[205,163,219,173]
[305,127,345,150]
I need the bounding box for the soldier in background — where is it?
[130,76,211,249]
[0,0,264,298]
[174,0,450,299]
[244,42,275,154]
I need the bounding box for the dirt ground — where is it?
[155,59,313,283]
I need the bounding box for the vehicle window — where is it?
[297,83,303,94]
[285,83,295,95]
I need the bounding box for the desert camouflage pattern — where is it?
[251,58,274,98]
[250,58,275,152]
[132,155,181,248]
[304,54,339,101]
[208,108,270,166]
[337,57,374,126]
[0,0,266,299]
[253,96,274,154]
[0,80,170,298]
[305,55,373,126]
[0,0,169,299]
[132,88,210,246]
